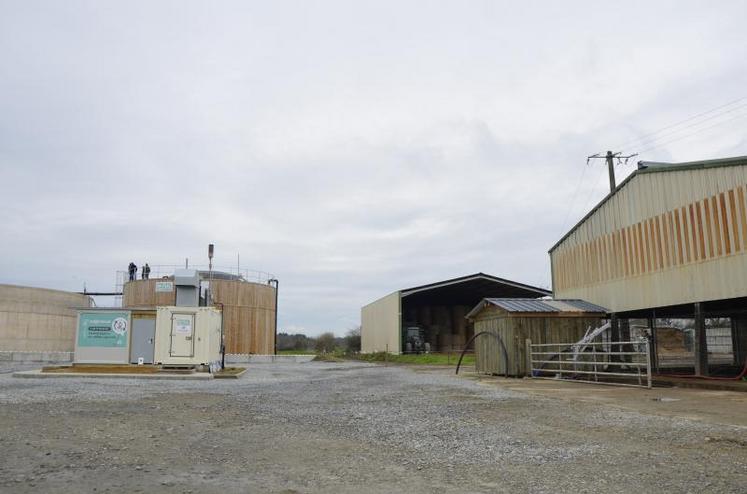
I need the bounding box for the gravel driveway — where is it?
[0,361,745,493]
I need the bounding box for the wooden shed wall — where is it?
[123,279,276,354]
[474,308,603,376]
[551,164,747,312]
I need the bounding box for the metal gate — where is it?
[529,340,652,388]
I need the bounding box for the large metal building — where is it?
[550,156,747,375]
[361,273,550,353]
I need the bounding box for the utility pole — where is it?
[587,151,638,193]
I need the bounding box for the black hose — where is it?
[455,331,510,377]
[216,302,225,370]
[267,279,279,355]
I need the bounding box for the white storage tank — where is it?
[153,306,222,371]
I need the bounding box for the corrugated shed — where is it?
[466,298,607,318]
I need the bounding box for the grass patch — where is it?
[355,352,475,366]
[213,367,246,379]
[277,349,317,355]
[313,353,345,362]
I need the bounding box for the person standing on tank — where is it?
[143,263,151,280]
[128,262,137,281]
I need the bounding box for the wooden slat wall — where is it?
[122,280,177,307]
[210,280,276,355]
[551,165,747,312]
[474,308,601,376]
[123,279,276,354]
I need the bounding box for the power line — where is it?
[580,162,607,214]
[559,96,746,236]
[587,151,638,191]
[637,110,747,155]
[617,96,747,151]
[630,101,747,151]
[559,159,589,233]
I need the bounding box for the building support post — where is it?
[731,316,747,368]
[606,150,616,192]
[647,317,658,373]
[620,318,631,363]
[694,302,709,376]
[610,313,620,362]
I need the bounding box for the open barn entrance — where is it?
[398,273,550,353]
[615,296,747,379]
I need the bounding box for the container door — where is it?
[170,313,195,357]
[130,317,156,364]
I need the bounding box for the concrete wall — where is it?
[361,291,401,353]
[551,163,747,312]
[0,284,92,352]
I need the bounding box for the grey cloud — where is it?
[1,1,746,335]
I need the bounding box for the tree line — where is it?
[276,326,361,353]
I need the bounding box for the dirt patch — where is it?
[1,362,745,493]
[42,365,159,374]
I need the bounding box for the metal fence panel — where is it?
[529,340,652,388]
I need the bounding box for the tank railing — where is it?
[117,265,275,284]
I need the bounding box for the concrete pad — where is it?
[12,369,214,380]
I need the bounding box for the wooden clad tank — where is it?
[123,278,276,355]
[0,284,92,352]
[210,280,276,355]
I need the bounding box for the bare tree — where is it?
[314,332,336,353]
[344,325,361,352]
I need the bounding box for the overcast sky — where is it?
[1,1,746,336]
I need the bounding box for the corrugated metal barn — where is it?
[550,156,747,375]
[361,273,550,354]
[467,298,607,376]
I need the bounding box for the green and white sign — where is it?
[155,281,174,292]
[77,312,129,348]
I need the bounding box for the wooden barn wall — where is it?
[474,311,602,376]
[551,165,747,312]
[123,279,276,355]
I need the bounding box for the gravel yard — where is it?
[0,361,745,493]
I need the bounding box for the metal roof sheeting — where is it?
[400,272,550,297]
[466,298,608,318]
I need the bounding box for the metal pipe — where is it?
[267,278,279,355]
[455,331,510,377]
[216,302,225,370]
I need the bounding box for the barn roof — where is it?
[400,272,550,298]
[466,297,608,319]
[549,155,747,254]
